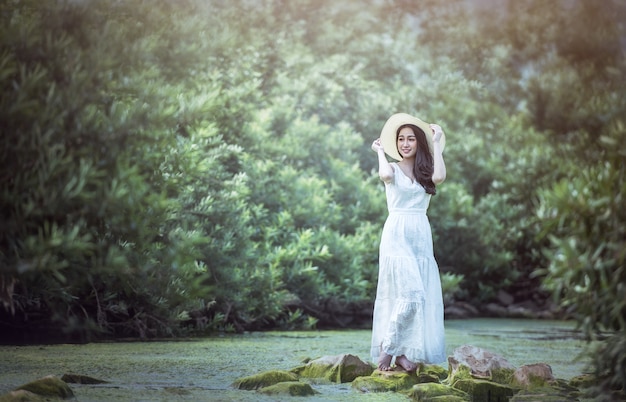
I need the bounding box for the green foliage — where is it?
[536,118,626,391]
[0,1,624,390]
[525,1,626,392]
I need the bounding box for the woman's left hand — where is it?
[430,124,444,143]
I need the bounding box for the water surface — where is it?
[0,318,588,401]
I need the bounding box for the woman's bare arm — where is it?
[430,125,446,184]
[372,138,394,183]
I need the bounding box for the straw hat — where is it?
[380,113,445,161]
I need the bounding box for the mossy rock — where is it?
[408,382,470,401]
[490,367,516,385]
[352,370,417,393]
[448,364,515,387]
[511,363,555,388]
[427,396,471,402]
[451,378,516,401]
[422,364,448,381]
[258,381,318,396]
[569,373,598,389]
[0,390,46,402]
[510,383,580,402]
[373,369,420,385]
[446,364,471,383]
[448,365,515,385]
[232,370,299,390]
[416,372,441,384]
[14,376,74,399]
[293,354,373,383]
[61,373,108,384]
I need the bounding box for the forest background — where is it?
[1,0,625,393]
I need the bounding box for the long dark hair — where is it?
[397,124,436,195]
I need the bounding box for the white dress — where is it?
[370,163,446,364]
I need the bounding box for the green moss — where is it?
[351,369,427,393]
[569,373,597,389]
[510,384,580,402]
[408,382,470,401]
[258,381,318,396]
[232,370,299,390]
[0,390,46,402]
[336,361,374,383]
[352,376,407,393]
[491,368,516,385]
[451,378,516,401]
[14,376,74,399]
[448,364,515,386]
[372,370,419,389]
[295,354,373,383]
[416,373,441,384]
[427,396,471,402]
[422,364,449,381]
[446,365,472,386]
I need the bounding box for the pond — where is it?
[0,318,589,401]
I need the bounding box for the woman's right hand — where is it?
[371,138,383,153]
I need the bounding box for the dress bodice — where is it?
[385,163,431,213]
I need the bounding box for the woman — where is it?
[370,113,447,371]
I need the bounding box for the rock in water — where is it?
[512,363,555,388]
[448,344,515,379]
[14,375,74,399]
[294,354,373,383]
[258,381,318,396]
[232,370,298,390]
[61,373,108,384]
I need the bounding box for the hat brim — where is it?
[380,113,445,161]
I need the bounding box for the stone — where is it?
[352,375,409,393]
[0,390,46,402]
[407,382,470,401]
[232,370,298,390]
[568,373,597,389]
[448,345,515,381]
[352,364,448,393]
[293,354,373,383]
[512,363,555,388]
[61,373,108,384]
[507,305,535,318]
[510,379,581,401]
[445,302,480,319]
[484,302,508,317]
[451,378,517,401]
[258,381,318,396]
[421,364,448,381]
[426,397,469,402]
[13,375,74,399]
[497,290,514,306]
[415,372,440,384]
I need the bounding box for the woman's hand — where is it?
[371,138,384,153]
[430,124,444,144]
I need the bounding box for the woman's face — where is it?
[397,127,417,159]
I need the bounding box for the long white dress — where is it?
[370,163,446,365]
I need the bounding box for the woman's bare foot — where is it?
[377,352,393,371]
[395,355,417,372]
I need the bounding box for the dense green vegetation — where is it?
[0,0,624,394]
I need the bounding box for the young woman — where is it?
[370,113,447,371]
